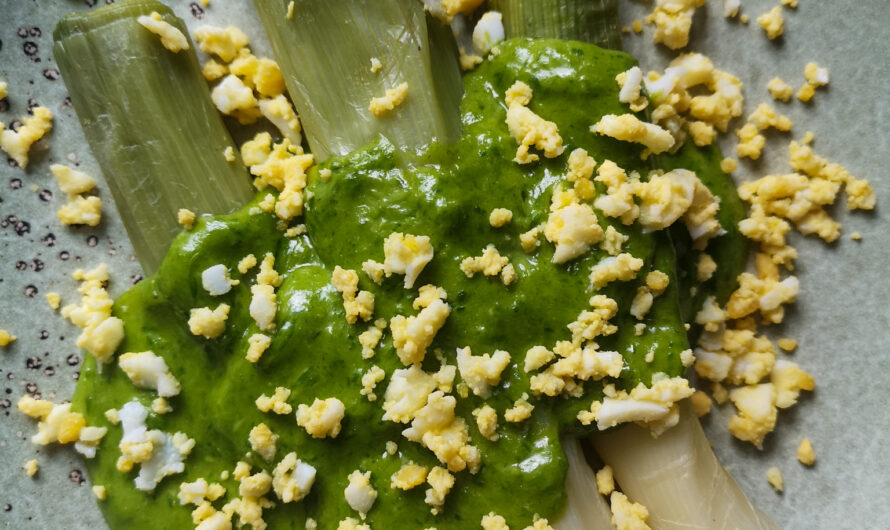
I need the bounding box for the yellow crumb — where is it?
[0,330,16,347]
[766,467,784,492]
[796,83,815,102]
[690,390,712,417]
[369,83,409,117]
[178,208,196,230]
[776,338,797,352]
[92,485,107,500]
[767,77,793,102]
[797,438,815,466]
[757,7,784,40]
[850,232,862,241]
[24,459,39,477]
[720,157,738,173]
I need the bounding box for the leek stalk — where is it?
[253,0,463,160]
[556,437,614,529]
[53,0,253,273]
[592,403,779,530]
[488,0,623,50]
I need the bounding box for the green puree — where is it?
[73,39,728,529]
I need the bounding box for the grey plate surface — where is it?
[1,1,887,528]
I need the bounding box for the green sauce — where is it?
[72,39,729,529]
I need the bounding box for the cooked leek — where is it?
[593,403,779,530]
[53,0,253,273]
[557,437,613,529]
[254,0,463,160]
[488,0,623,50]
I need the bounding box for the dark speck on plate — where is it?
[68,469,84,485]
[189,2,206,19]
[9,178,22,189]
[43,233,56,247]
[23,285,38,297]
[66,354,80,366]
[38,189,52,201]
[86,235,98,247]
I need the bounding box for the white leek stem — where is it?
[556,436,614,530]
[591,403,778,530]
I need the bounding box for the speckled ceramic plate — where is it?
[1,1,888,528]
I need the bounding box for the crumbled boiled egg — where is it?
[116,400,194,491]
[23,459,39,478]
[0,106,53,169]
[505,81,564,163]
[337,518,370,530]
[544,190,604,264]
[296,397,345,438]
[482,513,509,530]
[589,253,644,289]
[402,391,480,473]
[591,114,675,155]
[804,62,830,87]
[767,77,794,102]
[766,466,784,492]
[0,330,17,347]
[460,244,515,284]
[595,465,614,495]
[797,438,815,466]
[610,491,651,529]
[137,12,189,53]
[256,386,292,415]
[249,423,278,461]
[272,452,316,503]
[382,364,451,423]
[49,155,103,227]
[60,264,125,366]
[757,7,784,40]
[472,405,499,441]
[57,196,103,227]
[390,295,451,366]
[188,303,231,339]
[258,95,301,145]
[690,390,712,417]
[424,466,455,514]
[391,463,428,490]
[332,266,375,324]
[358,322,385,359]
[344,470,377,516]
[586,375,694,432]
[244,333,272,364]
[504,392,534,423]
[472,11,505,56]
[249,284,277,331]
[194,25,250,63]
[488,207,513,227]
[456,347,511,398]
[369,82,409,117]
[202,264,237,296]
[360,365,386,401]
[382,232,435,289]
[118,351,181,397]
[646,0,706,50]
